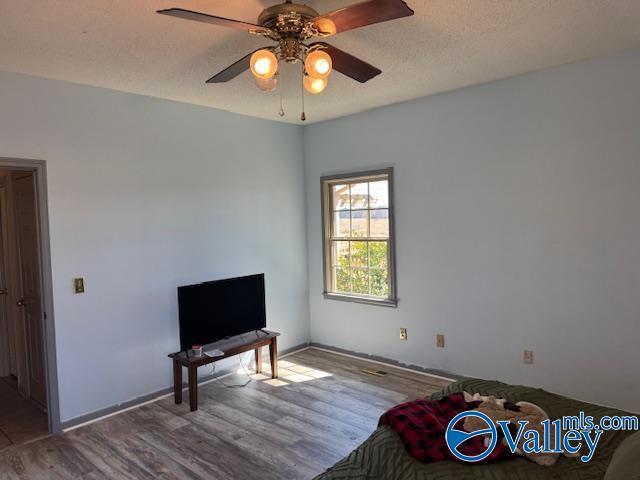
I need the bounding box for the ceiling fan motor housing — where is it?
[257,2,321,64]
[257,2,319,30]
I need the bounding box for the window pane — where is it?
[370,209,389,238]
[334,266,350,293]
[323,171,394,302]
[370,268,389,297]
[332,241,349,267]
[369,180,388,208]
[350,183,368,209]
[351,210,368,237]
[369,241,388,270]
[350,241,368,267]
[351,268,369,295]
[332,211,350,238]
[332,184,350,210]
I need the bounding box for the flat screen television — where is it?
[178,273,266,351]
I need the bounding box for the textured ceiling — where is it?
[1,1,639,124]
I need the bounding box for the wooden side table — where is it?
[168,330,279,411]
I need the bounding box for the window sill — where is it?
[323,292,398,308]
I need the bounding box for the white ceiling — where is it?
[1,1,639,124]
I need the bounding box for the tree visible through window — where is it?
[322,169,396,305]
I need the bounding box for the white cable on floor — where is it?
[209,355,253,388]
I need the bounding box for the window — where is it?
[321,168,397,306]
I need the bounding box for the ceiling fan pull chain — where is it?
[278,90,285,117]
[300,63,306,122]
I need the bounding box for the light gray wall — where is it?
[0,71,309,422]
[303,50,640,412]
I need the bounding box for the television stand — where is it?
[168,329,280,411]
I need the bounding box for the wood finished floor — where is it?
[0,378,48,450]
[0,348,452,479]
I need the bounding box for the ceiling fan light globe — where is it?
[315,58,331,75]
[305,50,332,79]
[314,18,337,36]
[255,75,278,92]
[304,75,328,94]
[250,50,278,79]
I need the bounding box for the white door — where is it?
[13,172,46,407]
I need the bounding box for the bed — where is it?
[314,378,639,480]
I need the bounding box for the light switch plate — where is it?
[74,277,85,294]
[523,350,534,364]
[436,334,445,348]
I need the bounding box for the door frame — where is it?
[0,182,12,378]
[0,158,60,433]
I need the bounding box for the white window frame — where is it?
[321,168,397,307]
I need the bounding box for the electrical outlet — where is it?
[523,350,534,364]
[436,334,445,348]
[74,277,85,294]
[399,328,407,341]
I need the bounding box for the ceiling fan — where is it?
[157,0,414,101]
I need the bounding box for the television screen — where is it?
[178,274,266,351]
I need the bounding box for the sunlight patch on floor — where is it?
[255,361,333,387]
[304,369,332,379]
[263,379,289,387]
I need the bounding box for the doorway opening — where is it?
[0,162,57,449]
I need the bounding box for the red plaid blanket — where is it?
[378,393,513,464]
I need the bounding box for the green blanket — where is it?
[314,378,637,480]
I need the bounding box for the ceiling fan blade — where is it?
[206,49,266,83]
[312,0,413,35]
[157,8,263,32]
[311,43,381,83]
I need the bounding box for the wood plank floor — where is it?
[0,348,452,479]
[0,378,48,449]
